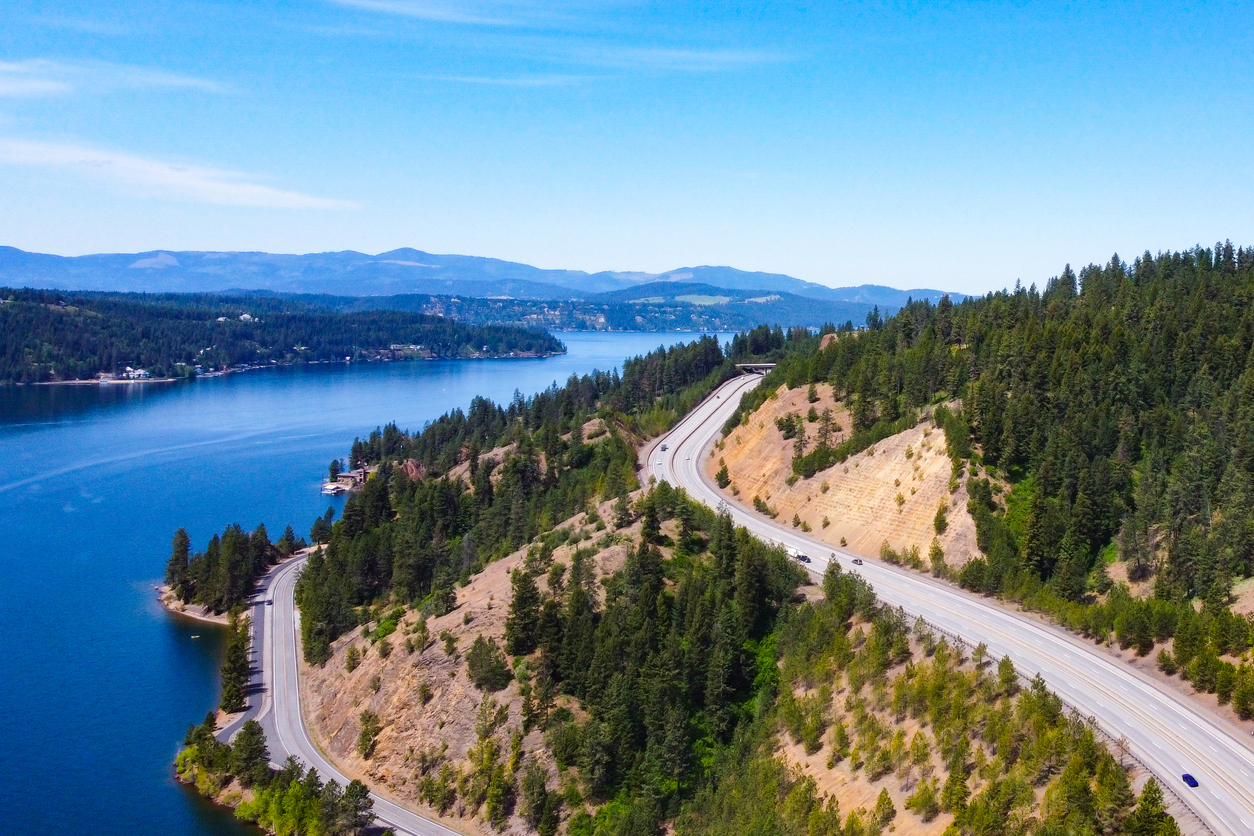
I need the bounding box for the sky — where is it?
[1,1,1251,295]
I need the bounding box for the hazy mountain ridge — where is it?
[0,246,960,307]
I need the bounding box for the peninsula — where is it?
[0,288,564,384]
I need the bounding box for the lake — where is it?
[0,331,718,836]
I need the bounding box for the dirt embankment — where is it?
[710,383,977,567]
[300,495,642,835]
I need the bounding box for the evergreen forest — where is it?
[739,242,1254,712]
[164,240,1254,836]
[0,288,564,382]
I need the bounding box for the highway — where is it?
[647,372,1254,836]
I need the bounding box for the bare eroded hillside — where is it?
[709,383,977,567]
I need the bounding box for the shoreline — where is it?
[156,585,231,626]
[31,377,181,386]
[9,350,568,387]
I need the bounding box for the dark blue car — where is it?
[1182,773,1198,788]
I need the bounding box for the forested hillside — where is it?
[294,334,761,663]
[0,289,564,382]
[747,242,1254,712]
[171,322,1187,835]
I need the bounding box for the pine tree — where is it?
[165,528,191,600]
[230,719,270,788]
[1125,779,1170,836]
[613,492,632,528]
[940,764,969,813]
[874,788,896,824]
[219,610,250,714]
[505,569,542,656]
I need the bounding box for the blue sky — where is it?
[1,1,1251,294]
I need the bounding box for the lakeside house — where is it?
[321,465,377,495]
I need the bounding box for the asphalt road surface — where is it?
[231,555,460,836]
[646,372,1254,836]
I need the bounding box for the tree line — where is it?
[165,523,305,614]
[0,288,564,382]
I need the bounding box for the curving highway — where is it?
[231,555,459,836]
[647,372,1254,836]
[231,372,1254,836]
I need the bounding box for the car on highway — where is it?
[1182,773,1199,788]
[851,558,863,565]
[797,554,811,564]
[685,454,690,460]
[660,444,667,451]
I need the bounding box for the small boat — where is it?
[191,635,200,639]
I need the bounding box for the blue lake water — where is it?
[0,331,716,836]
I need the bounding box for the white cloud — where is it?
[329,0,523,26]
[0,58,226,98]
[416,72,588,86]
[570,45,787,72]
[23,16,134,36]
[0,139,357,210]
[323,2,789,71]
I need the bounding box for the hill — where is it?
[171,331,1182,836]
[0,246,958,308]
[729,241,1254,724]
[709,380,978,566]
[0,288,564,383]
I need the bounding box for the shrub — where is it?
[358,710,381,758]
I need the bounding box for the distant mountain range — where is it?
[0,247,960,314]
[309,280,912,331]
